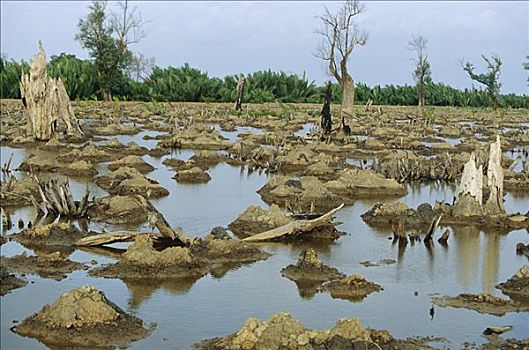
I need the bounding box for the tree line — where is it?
[1,55,527,108]
[1,0,528,109]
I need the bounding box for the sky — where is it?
[1,1,528,94]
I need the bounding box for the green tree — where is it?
[462,55,502,108]
[408,35,432,109]
[75,0,146,101]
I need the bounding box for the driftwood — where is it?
[31,175,89,218]
[75,231,159,247]
[242,203,344,242]
[131,194,192,245]
[19,42,82,141]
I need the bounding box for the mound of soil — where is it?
[90,235,208,280]
[432,292,529,316]
[0,176,39,207]
[228,204,291,237]
[1,252,88,281]
[0,265,26,296]
[496,265,529,301]
[189,150,229,167]
[14,285,152,348]
[173,166,211,184]
[108,155,154,173]
[95,167,169,197]
[282,248,344,283]
[58,143,117,163]
[196,312,441,350]
[321,274,383,302]
[88,195,148,224]
[13,222,88,247]
[19,156,98,177]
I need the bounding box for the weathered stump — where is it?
[453,153,483,217]
[484,136,505,215]
[235,74,246,111]
[19,42,82,141]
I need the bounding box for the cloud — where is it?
[1,1,527,94]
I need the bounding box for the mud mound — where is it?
[14,222,88,247]
[95,167,169,197]
[0,264,26,296]
[196,312,439,350]
[174,166,212,184]
[228,204,291,237]
[432,292,529,316]
[14,285,152,348]
[0,252,88,281]
[496,265,529,301]
[19,156,98,177]
[189,150,229,166]
[282,248,344,283]
[0,176,38,206]
[193,236,271,265]
[321,274,383,302]
[90,235,208,280]
[88,195,148,224]
[108,155,154,173]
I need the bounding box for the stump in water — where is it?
[484,136,505,215]
[453,153,483,217]
[235,74,246,111]
[320,82,332,134]
[19,43,83,141]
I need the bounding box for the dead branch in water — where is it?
[242,203,344,242]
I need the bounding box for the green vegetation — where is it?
[1,54,528,108]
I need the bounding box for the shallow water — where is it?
[1,131,529,349]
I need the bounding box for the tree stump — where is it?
[320,82,332,134]
[453,153,483,217]
[484,136,505,215]
[19,43,83,141]
[235,74,246,111]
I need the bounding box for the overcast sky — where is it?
[1,1,528,94]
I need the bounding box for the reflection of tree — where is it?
[453,226,480,289]
[482,231,501,293]
[122,276,203,311]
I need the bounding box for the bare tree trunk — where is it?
[235,74,246,111]
[19,43,83,141]
[418,84,425,109]
[341,73,355,116]
[453,153,483,217]
[484,136,505,215]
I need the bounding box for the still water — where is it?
[1,133,528,349]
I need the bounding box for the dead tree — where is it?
[19,43,83,141]
[484,136,505,215]
[30,176,89,218]
[316,0,368,116]
[408,35,431,109]
[453,153,483,217]
[321,82,333,134]
[235,74,247,111]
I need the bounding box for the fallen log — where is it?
[75,231,159,247]
[242,203,344,242]
[131,194,192,245]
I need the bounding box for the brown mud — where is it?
[432,292,529,316]
[1,252,88,281]
[14,285,153,349]
[195,312,444,350]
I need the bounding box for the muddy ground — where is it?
[1,100,529,349]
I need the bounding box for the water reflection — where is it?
[482,232,500,293]
[453,226,481,290]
